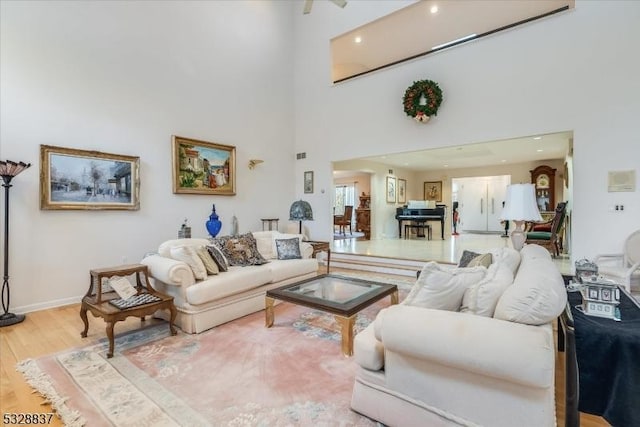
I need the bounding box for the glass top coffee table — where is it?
[265,274,399,356]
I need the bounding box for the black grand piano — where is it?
[396,202,447,240]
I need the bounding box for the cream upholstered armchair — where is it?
[594,229,640,293]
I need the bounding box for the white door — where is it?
[487,175,509,232]
[455,175,511,232]
[458,178,488,231]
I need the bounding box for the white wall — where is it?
[0,1,296,312]
[293,1,640,258]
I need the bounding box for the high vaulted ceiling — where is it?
[331,0,574,82]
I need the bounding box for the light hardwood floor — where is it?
[1,264,608,426]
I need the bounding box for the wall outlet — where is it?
[121,256,127,264]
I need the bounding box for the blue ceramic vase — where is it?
[206,204,222,238]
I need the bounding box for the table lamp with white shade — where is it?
[500,183,542,251]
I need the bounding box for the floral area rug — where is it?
[18,274,414,427]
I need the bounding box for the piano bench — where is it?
[404,224,432,240]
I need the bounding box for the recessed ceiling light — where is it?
[533,136,542,140]
[354,36,362,44]
[443,164,449,168]
[537,149,544,152]
[501,159,506,162]
[430,5,438,14]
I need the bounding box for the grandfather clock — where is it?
[530,165,556,212]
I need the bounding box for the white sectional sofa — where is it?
[351,244,567,427]
[141,231,318,333]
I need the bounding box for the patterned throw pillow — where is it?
[468,252,492,268]
[211,233,269,266]
[458,250,481,267]
[196,246,219,275]
[206,244,229,272]
[275,237,302,260]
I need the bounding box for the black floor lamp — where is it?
[1,160,31,327]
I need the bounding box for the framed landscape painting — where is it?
[172,135,236,195]
[424,181,442,202]
[386,176,396,203]
[40,145,140,210]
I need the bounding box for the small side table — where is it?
[307,241,331,274]
[80,264,177,358]
[261,218,279,231]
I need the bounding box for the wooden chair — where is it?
[525,201,567,257]
[334,205,353,235]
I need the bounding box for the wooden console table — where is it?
[80,264,177,358]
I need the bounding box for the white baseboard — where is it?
[13,295,83,314]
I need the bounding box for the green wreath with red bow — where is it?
[402,79,443,123]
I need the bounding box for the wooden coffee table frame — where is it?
[80,264,177,358]
[265,274,398,356]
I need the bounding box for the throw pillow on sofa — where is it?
[206,245,229,272]
[211,233,269,266]
[460,262,514,317]
[458,250,492,268]
[195,246,219,275]
[494,247,567,325]
[275,237,302,260]
[404,262,487,311]
[252,231,276,259]
[488,247,521,274]
[468,252,493,268]
[170,246,207,280]
[270,232,304,258]
[458,250,482,267]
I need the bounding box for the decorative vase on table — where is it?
[206,204,222,238]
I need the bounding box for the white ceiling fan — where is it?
[303,0,347,15]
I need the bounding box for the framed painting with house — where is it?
[172,135,236,195]
[424,181,442,202]
[40,145,140,211]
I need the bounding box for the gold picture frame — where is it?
[40,145,140,211]
[386,176,397,203]
[424,181,442,202]
[172,135,236,195]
